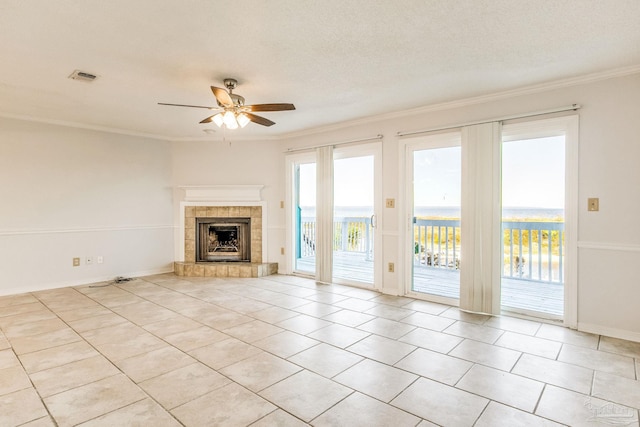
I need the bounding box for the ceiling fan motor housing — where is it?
[216,93,245,108]
[224,78,238,91]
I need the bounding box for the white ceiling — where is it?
[1,0,640,140]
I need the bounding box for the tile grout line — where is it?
[4,326,58,426]
[4,273,640,425]
[36,290,179,425]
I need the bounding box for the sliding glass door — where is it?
[287,142,382,289]
[332,145,380,287]
[405,132,462,303]
[500,128,568,319]
[290,155,317,276]
[401,116,576,323]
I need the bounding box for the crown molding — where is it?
[281,64,640,140]
[0,111,284,143]
[0,112,172,141]
[167,134,280,143]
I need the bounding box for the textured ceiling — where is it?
[1,0,639,140]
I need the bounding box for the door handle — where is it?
[370,214,376,228]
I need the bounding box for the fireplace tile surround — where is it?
[174,205,277,278]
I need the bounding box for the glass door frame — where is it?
[401,131,462,306]
[285,151,317,277]
[284,142,383,291]
[501,115,579,326]
[331,142,383,290]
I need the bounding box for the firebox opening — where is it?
[196,217,251,262]
[209,226,238,253]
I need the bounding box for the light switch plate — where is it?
[588,198,599,211]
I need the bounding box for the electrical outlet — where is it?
[280,201,284,208]
[86,256,93,265]
[388,262,395,273]
[588,198,599,211]
[280,247,285,255]
[73,257,80,267]
[385,198,395,208]
[97,256,104,264]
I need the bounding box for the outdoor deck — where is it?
[296,251,563,316]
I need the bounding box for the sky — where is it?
[298,135,565,209]
[413,135,565,209]
[298,155,374,207]
[501,136,565,208]
[297,163,316,207]
[413,146,461,207]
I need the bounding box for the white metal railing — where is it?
[413,218,564,284]
[298,216,564,284]
[501,221,564,283]
[299,216,373,260]
[413,218,461,270]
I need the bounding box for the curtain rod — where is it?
[397,104,581,138]
[285,134,383,153]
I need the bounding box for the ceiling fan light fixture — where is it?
[223,111,238,129]
[237,112,250,128]
[212,113,224,127]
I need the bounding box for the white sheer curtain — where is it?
[315,145,334,284]
[460,122,502,314]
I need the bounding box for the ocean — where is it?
[300,206,564,219]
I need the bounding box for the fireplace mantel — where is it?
[178,185,264,202]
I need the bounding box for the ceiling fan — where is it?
[158,78,295,129]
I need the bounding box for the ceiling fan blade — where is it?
[245,112,275,127]
[199,114,218,124]
[158,102,215,109]
[211,86,233,107]
[245,103,296,112]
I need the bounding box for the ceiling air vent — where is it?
[68,70,98,82]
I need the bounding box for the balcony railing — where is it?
[298,216,564,285]
[502,220,564,283]
[412,218,564,284]
[299,216,373,260]
[414,218,461,270]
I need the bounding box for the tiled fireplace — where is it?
[174,186,278,278]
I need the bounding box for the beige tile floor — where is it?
[1,274,639,426]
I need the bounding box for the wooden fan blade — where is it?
[158,102,215,109]
[211,86,233,107]
[245,103,296,112]
[245,112,275,127]
[199,114,217,124]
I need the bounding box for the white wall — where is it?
[170,138,285,266]
[279,71,640,341]
[0,118,174,295]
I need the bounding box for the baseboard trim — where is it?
[0,267,174,297]
[578,322,640,343]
